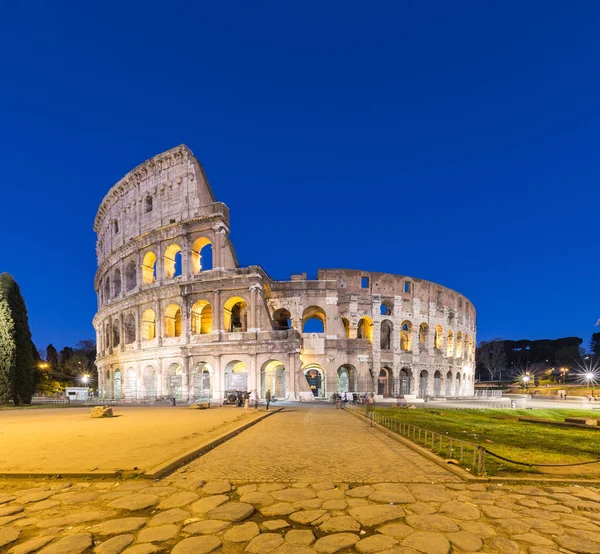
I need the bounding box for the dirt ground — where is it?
[0,405,262,474]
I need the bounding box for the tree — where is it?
[45,344,58,369]
[476,339,507,381]
[0,273,36,404]
[591,333,600,358]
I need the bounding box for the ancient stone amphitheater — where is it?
[93,145,476,402]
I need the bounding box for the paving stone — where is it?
[555,534,600,553]
[458,520,496,538]
[313,532,359,553]
[321,499,347,510]
[37,532,92,554]
[512,532,556,546]
[405,514,460,532]
[406,502,438,515]
[446,530,483,551]
[183,519,230,534]
[24,500,60,512]
[377,523,415,539]
[261,502,295,516]
[481,505,520,519]
[293,498,323,510]
[8,535,54,554]
[121,545,162,554]
[320,515,361,533]
[236,484,258,495]
[93,534,135,554]
[356,535,399,553]
[246,533,285,553]
[347,486,374,498]
[347,498,371,508]
[53,492,98,504]
[488,536,520,554]
[223,521,260,542]
[157,491,199,509]
[286,529,316,545]
[0,494,17,504]
[349,504,405,527]
[491,518,531,534]
[108,495,159,511]
[207,501,255,521]
[0,505,23,517]
[239,491,276,506]
[272,489,317,502]
[202,481,231,495]
[409,485,451,503]
[561,519,600,531]
[289,509,327,525]
[171,535,222,554]
[137,523,179,542]
[263,519,290,530]
[92,518,147,535]
[258,484,287,493]
[401,531,451,554]
[317,489,345,501]
[37,511,115,528]
[565,528,600,542]
[15,492,54,504]
[369,490,415,504]
[148,508,190,526]
[190,494,229,514]
[438,500,480,520]
[0,527,21,548]
[0,514,25,525]
[528,548,560,554]
[312,481,336,491]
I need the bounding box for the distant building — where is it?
[93,145,476,401]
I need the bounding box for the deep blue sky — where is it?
[1,1,599,352]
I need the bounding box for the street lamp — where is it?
[585,372,596,398]
[81,374,90,386]
[521,375,531,388]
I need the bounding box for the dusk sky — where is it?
[1,1,599,353]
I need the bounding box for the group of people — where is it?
[235,389,273,411]
[332,391,375,410]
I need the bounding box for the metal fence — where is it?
[346,403,486,476]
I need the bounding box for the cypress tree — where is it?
[0,296,16,404]
[0,273,36,405]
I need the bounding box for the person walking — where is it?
[265,388,272,411]
[250,389,259,409]
[243,389,250,411]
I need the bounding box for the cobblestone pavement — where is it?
[182,404,460,483]
[0,404,599,553]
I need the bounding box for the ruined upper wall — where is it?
[94,145,220,263]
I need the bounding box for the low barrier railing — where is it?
[346,403,486,476]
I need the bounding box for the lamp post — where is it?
[585,372,595,398]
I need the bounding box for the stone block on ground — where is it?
[91,406,113,418]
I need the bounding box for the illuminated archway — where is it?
[142,252,157,285]
[191,300,213,335]
[191,237,213,273]
[419,323,429,345]
[337,364,356,393]
[446,330,454,357]
[273,308,292,330]
[223,296,248,333]
[400,320,413,351]
[193,362,213,400]
[166,363,184,399]
[456,332,463,358]
[164,304,182,337]
[357,316,373,343]
[378,367,392,396]
[302,306,326,333]
[434,325,443,350]
[341,317,350,338]
[141,309,156,341]
[304,365,325,398]
[224,360,248,391]
[261,360,286,398]
[164,244,182,279]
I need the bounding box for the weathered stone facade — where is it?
[93,145,476,401]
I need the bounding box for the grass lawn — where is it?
[373,407,600,476]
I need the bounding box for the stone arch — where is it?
[191,237,213,273]
[380,320,393,350]
[191,300,213,335]
[357,316,373,343]
[223,296,248,333]
[304,364,325,398]
[125,260,137,291]
[142,252,157,284]
[164,304,182,338]
[124,314,136,344]
[193,362,213,400]
[446,330,454,357]
[114,368,122,399]
[378,366,392,397]
[224,360,249,391]
[143,365,158,398]
[302,306,326,333]
[445,371,453,396]
[261,359,286,398]
[341,317,350,338]
[456,331,463,358]
[455,372,462,396]
[141,309,156,341]
[113,268,122,297]
[434,325,443,350]
[104,276,110,300]
[380,299,393,316]
[165,362,184,399]
[399,367,411,396]
[419,323,429,345]
[124,367,138,399]
[273,308,292,330]
[433,370,442,396]
[400,320,413,351]
[112,319,120,346]
[419,370,429,398]
[337,364,356,393]
[164,243,182,279]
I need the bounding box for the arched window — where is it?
[419,323,429,345]
[223,296,247,333]
[145,196,153,213]
[164,244,182,279]
[273,308,292,331]
[380,300,393,316]
[104,277,110,300]
[434,325,444,350]
[125,260,137,291]
[302,306,326,334]
[357,316,373,343]
[142,252,157,285]
[446,330,455,357]
[113,269,122,297]
[124,314,136,344]
[380,320,393,350]
[191,300,213,334]
[341,317,350,338]
[112,319,120,346]
[191,237,213,273]
[456,332,463,358]
[141,309,156,341]
[434,370,442,396]
[164,304,182,337]
[400,321,413,351]
[419,370,429,398]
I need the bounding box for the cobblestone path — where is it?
[0,404,599,553]
[184,404,460,483]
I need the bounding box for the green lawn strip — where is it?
[374,408,600,472]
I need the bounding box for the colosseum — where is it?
[93,145,476,403]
